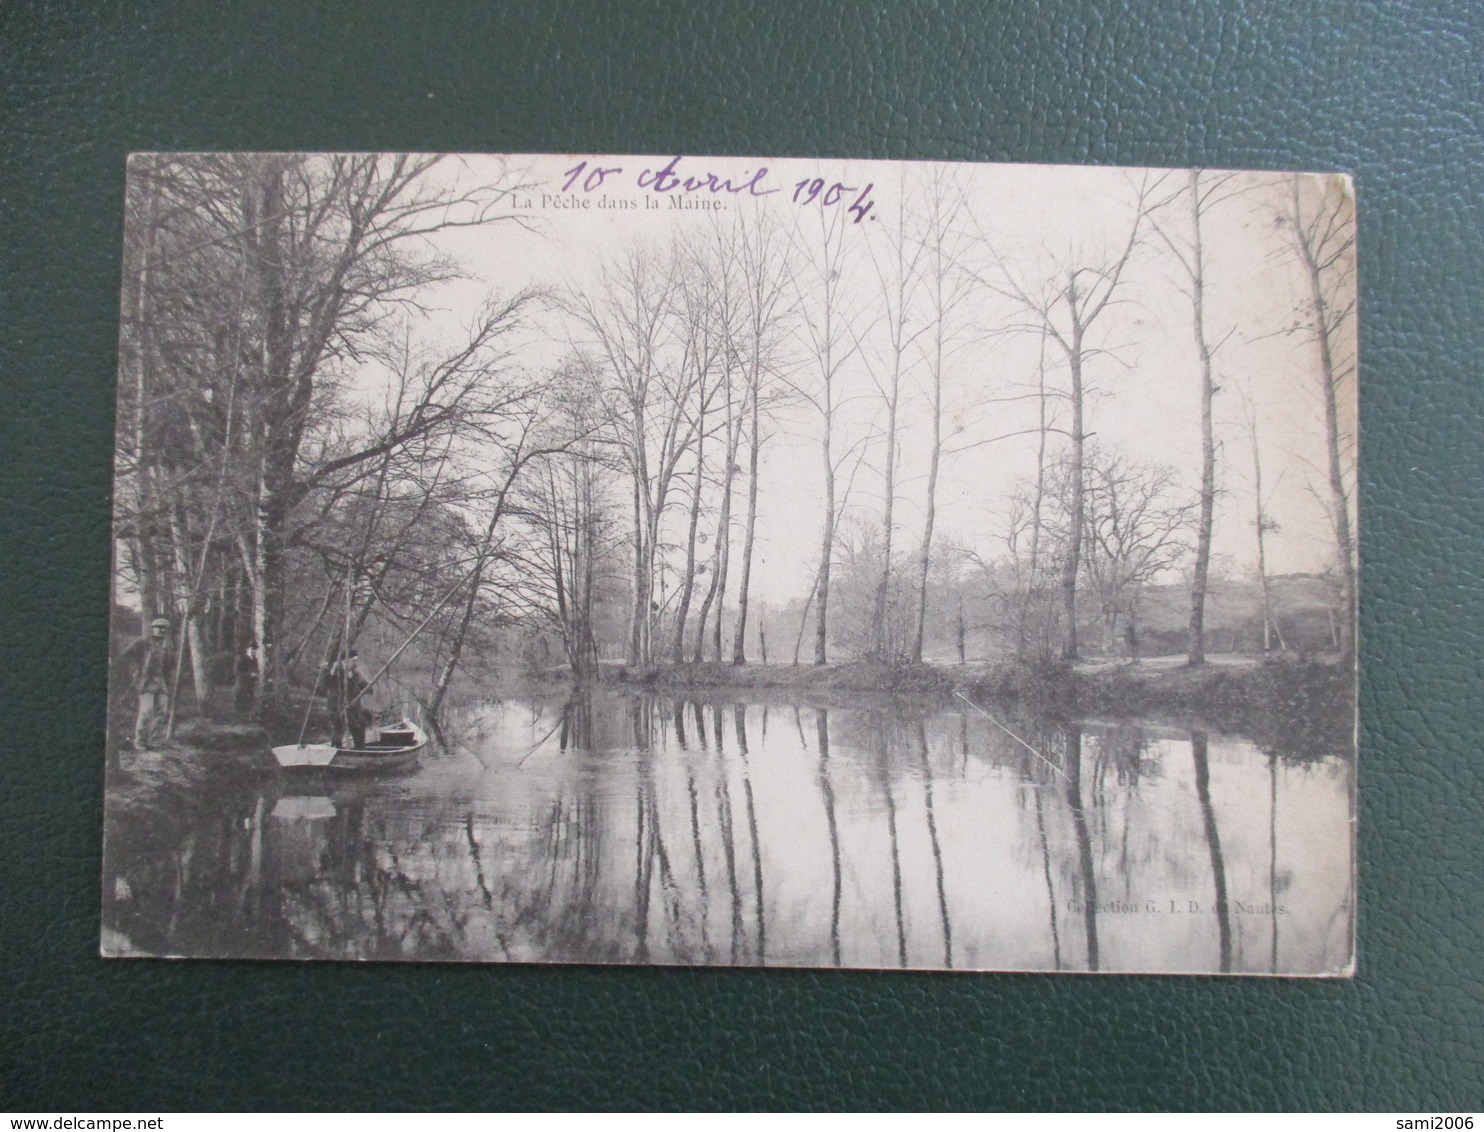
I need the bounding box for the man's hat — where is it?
[150,617,170,630]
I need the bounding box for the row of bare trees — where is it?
[558,167,1355,672]
[545,169,984,671]
[113,157,1357,738]
[550,210,792,671]
[972,169,1356,664]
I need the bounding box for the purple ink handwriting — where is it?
[559,157,876,223]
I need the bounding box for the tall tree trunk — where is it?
[235,518,267,713]
[427,464,524,718]
[731,383,761,664]
[956,596,966,664]
[427,564,483,721]
[797,212,853,670]
[1292,176,1357,661]
[544,466,574,668]
[1062,315,1085,661]
[692,541,721,663]
[793,573,818,667]
[1187,171,1217,666]
[710,403,740,662]
[249,164,306,712]
[629,471,648,666]
[906,169,974,665]
[1319,361,1355,659]
[578,460,599,674]
[912,298,945,664]
[673,420,706,664]
[256,486,292,710]
[1023,329,1050,657]
[873,366,901,662]
[1248,411,1280,653]
[168,508,210,710]
[872,183,920,662]
[1015,182,1149,663]
[124,172,163,622]
[912,437,938,665]
[814,437,834,667]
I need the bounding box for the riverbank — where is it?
[115,653,1354,769]
[588,654,1356,756]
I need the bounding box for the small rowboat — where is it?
[272,720,427,773]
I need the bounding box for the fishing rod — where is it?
[952,689,1068,782]
[289,564,353,749]
[356,557,486,698]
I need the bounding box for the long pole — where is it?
[339,559,355,738]
[292,562,352,747]
[358,560,485,697]
[293,614,342,747]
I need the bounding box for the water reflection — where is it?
[101,688,1353,973]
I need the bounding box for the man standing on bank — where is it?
[129,616,173,749]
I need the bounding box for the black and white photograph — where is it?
[102,152,1356,975]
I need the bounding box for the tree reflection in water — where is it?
[915,719,952,969]
[1191,730,1232,973]
[871,713,908,968]
[101,688,1353,973]
[1064,724,1100,971]
[735,703,766,965]
[814,706,843,967]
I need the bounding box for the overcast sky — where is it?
[365,153,1356,609]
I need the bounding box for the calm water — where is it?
[102,689,1354,973]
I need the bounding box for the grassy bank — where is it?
[593,654,1355,755]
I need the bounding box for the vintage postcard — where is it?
[102,153,1356,974]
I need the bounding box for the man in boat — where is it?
[328,649,374,749]
[128,616,173,749]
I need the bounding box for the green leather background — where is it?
[3,0,1481,1111]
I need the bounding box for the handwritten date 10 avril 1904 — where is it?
[560,156,877,223]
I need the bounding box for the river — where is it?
[101,687,1354,974]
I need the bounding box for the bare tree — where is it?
[789,207,866,665]
[115,154,535,716]
[1017,326,1056,656]
[1080,446,1195,656]
[526,357,621,677]
[688,232,750,664]
[425,376,591,719]
[114,154,540,725]
[694,371,742,663]
[909,167,976,664]
[1150,169,1243,664]
[670,267,725,664]
[986,178,1156,660]
[861,171,927,660]
[563,246,693,667]
[1241,391,1284,653]
[728,213,792,665]
[1282,173,1358,659]
[1000,452,1068,659]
